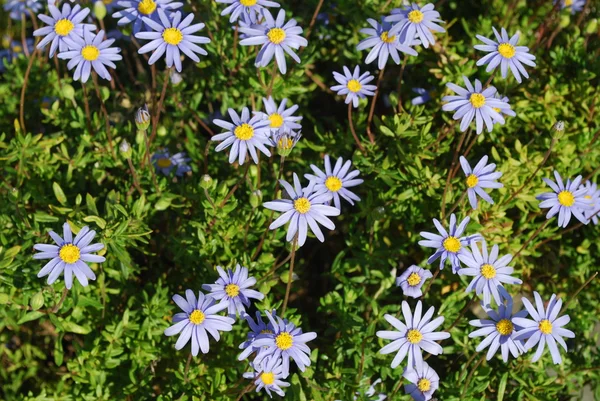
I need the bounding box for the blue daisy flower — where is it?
[34,223,105,289]
[250,311,317,376]
[491,94,516,124]
[442,76,511,134]
[112,0,183,34]
[270,129,301,157]
[356,18,418,70]
[386,3,446,49]
[468,296,527,362]
[305,154,363,211]
[238,310,278,360]
[556,0,586,14]
[135,10,211,72]
[216,0,280,24]
[459,155,503,210]
[151,149,191,176]
[239,9,308,74]
[243,356,290,397]
[377,301,450,370]
[4,0,43,20]
[513,292,575,364]
[457,240,522,306]
[202,264,264,317]
[411,87,433,105]
[34,3,96,58]
[403,362,440,401]
[330,66,378,108]
[212,107,272,165]
[255,96,302,134]
[58,28,122,83]
[475,27,536,84]
[396,265,433,299]
[536,170,591,227]
[581,181,600,224]
[164,290,235,356]
[418,214,482,273]
[263,173,340,247]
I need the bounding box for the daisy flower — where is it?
[4,0,43,20]
[555,0,586,15]
[238,310,277,360]
[513,292,575,364]
[581,181,600,224]
[34,3,96,58]
[112,0,183,34]
[255,96,302,134]
[239,9,308,74]
[396,265,433,299]
[356,18,418,70]
[250,311,317,376]
[491,94,516,124]
[385,3,446,49]
[216,0,280,24]
[536,170,591,227]
[263,173,340,247]
[442,76,511,134]
[377,301,450,369]
[418,214,482,273]
[468,297,527,362]
[475,27,536,84]
[458,240,522,305]
[151,149,191,176]
[243,356,290,397]
[330,66,377,108]
[270,129,301,157]
[164,290,235,356]
[34,223,105,289]
[212,107,272,165]
[202,264,264,316]
[58,29,122,83]
[305,155,363,211]
[403,362,440,401]
[411,88,432,105]
[135,10,211,72]
[459,155,503,210]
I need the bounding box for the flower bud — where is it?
[249,190,262,208]
[119,139,132,158]
[135,104,151,131]
[170,70,183,85]
[30,292,45,311]
[200,174,213,189]
[62,84,75,101]
[93,1,107,20]
[272,130,301,157]
[554,121,565,132]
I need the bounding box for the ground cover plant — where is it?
[1,0,600,400]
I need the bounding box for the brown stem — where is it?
[441,129,469,219]
[53,54,62,89]
[282,237,298,315]
[514,220,550,260]
[348,103,367,155]
[584,165,600,182]
[127,157,144,196]
[144,68,171,166]
[52,288,69,313]
[203,187,217,209]
[232,25,239,61]
[420,269,440,299]
[447,294,477,332]
[219,163,250,208]
[366,68,385,144]
[142,129,161,194]
[92,74,116,158]
[81,83,94,135]
[304,0,325,41]
[461,354,486,398]
[396,58,408,114]
[447,191,468,217]
[21,13,30,58]
[19,48,39,133]
[532,1,562,51]
[266,63,277,97]
[563,272,598,311]
[183,353,193,383]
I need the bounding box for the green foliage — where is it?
[1,0,600,400]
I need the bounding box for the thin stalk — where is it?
[447,191,467,217]
[266,63,277,97]
[461,354,486,398]
[184,353,193,383]
[53,54,62,89]
[127,157,144,196]
[282,236,299,315]
[366,68,385,144]
[420,269,440,299]
[348,103,367,155]
[203,188,217,209]
[145,67,171,165]
[396,58,408,114]
[142,129,161,194]
[441,129,469,219]
[52,288,69,313]
[563,272,598,310]
[81,83,94,135]
[303,0,325,41]
[514,220,550,260]
[19,48,39,133]
[92,74,116,158]
[21,13,30,58]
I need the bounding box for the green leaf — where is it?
[498,372,508,401]
[52,182,68,205]
[17,311,45,324]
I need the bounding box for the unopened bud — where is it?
[135,104,151,131]
[30,292,45,311]
[119,139,132,158]
[554,121,565,132]
[249,190,262,208]
[170,70,183,85]
[272,130,301,157]
[200,174,213,189]
[93,1,107,20]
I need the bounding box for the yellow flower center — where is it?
[497,43,516,59]
[293,197,311,214]
[81,45,100,61]
[442,236,461,253]
[157,158,172,168]
[493,107,501,113]
[267,27,286,44]
[13,45,23,53]
[417,378,431,392]
[466,174,479,188]
[496,319,514,336]
[54,19,74,36]
[137,0,157,15]
[189,309,205,325]
[59,244,80,264]
[407,329,423,344]
[162,27,183,45]
[278,137,294,150]
[225,284,240,297]
[260,329,273,334]
[539,319,552,334]
[408,10,424,23]
[347,79,362,93]
[269,113,284,128]
[275,332,293,350]
[469,93,486,108]
[480,263,496,279]
[564,0,573,5]
[261,372,275,385]
[234,123,255,140]
[380,31,396,43]
[240,0,257,6]
[325,176,343,192]
[557,190,575,207]
[407,272,422,286]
